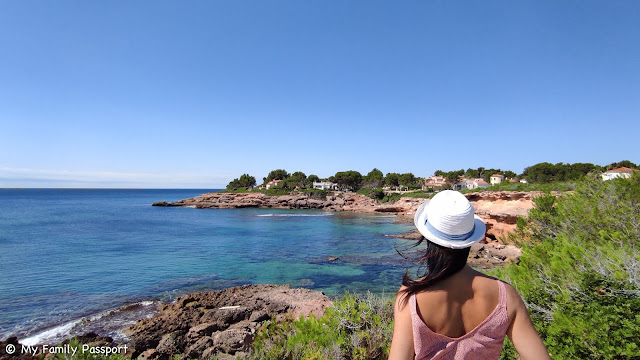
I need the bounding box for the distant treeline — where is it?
[434,168,517,183]
[522,160,636,182]
[226,168,423,191]
[225,160,637,190]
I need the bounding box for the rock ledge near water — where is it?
[124,284,331,359]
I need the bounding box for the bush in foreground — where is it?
[248,292,394,360]
[493,174,640,359]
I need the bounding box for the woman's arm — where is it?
[388,288,415,360]
[506,284,551,360]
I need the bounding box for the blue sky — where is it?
[1,1,638,188]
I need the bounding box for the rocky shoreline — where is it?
[1,285,331,360]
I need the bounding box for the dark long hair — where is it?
[396,237,471,309]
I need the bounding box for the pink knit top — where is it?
[410,280,509,360]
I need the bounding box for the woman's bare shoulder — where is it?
[497,280,528,322]
[394,285,411,311]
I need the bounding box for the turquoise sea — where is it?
[0,189,413,344]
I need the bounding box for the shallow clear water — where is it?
[0,189,413,341]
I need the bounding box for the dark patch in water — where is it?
[303,263,405,294]
[307,253,407,266]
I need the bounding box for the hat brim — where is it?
[414,201,486,249]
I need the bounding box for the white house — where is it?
[452,179,467,191]
[464,179,475,190]
[519,179,528,184]
[265,180,283,189]
[490,174,505,185]
[313,181,338,190]
[472,179,490,189]
[602,167,636,181]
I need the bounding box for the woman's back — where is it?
[414,268,503,338]
[410,267,509,359]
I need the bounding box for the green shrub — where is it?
[492,174,640,359]
[462,181,577,193]
[248,292,394,360]
[219,187,250,193]
[379,193,401,203]
[299,188,330,200]
[254,188,294,196]
[400,191,434,199]
[357,187,385,200]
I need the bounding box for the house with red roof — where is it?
[471,179,489,189]
[490,174,505,185]
[601,167,637,181]
[265,179,283,189]
[424,175,448,190]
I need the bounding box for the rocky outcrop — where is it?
[153,192,381,212]
[465,191,537,242]
[123,284,331,359]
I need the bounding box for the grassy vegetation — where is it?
[219,187,331,200]
[218,187,251,193]
[399,190,435,199]
[462,181,577,193]
[355,188,406,203]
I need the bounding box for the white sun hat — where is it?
[413,190,486,249]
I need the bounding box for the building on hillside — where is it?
[452,178,468,191]
[313,181,338,190]
[464,179,475,190]
[601,167,637,181]
[520,179,528,184]
[471,179,489,189]
[490,174,505,185]
[509,178,518,183]
[424,175,448,190]
[265,180,283,189]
